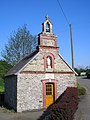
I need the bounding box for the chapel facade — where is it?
[4,16,77,112]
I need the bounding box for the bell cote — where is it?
[42,15,53,34]
[38,16,59,53]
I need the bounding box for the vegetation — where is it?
[77,83,86,96]
[1,25,38,66]
[74,67,90,77]
[0,60,12,93]
[0,80,4,94]
[74,68,86,76]
[0,25,38,93]
[39,87,78,120]
[86,69,90,78]
[0,106,15,113]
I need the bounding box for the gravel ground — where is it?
[0,108,44,120]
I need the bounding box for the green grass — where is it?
[0,106,15,113]
[0,79,4,94]
[77,83,86,96]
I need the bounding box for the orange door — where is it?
[46,83,54,108]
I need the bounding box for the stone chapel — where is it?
[4,16,77,112]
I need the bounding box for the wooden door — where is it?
[46,83,54,108]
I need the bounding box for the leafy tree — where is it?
[0,60,12,79]
[86,69,90,78]
[74,67,86,76]
[0,60,12,93]
[1,25,38,66]
[74,68,79,75]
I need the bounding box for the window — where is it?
[46,84,53,95]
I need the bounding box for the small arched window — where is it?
[46,22,50,32]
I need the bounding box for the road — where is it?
[75,77,90,120]
[77,77,90,94]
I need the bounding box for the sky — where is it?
[0,0,90,68]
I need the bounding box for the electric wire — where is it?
[56,0,74,68]
[56,0,70,25]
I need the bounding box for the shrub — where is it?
[39,87,78,120]
[77,83,86,96]
[49,87,78,120]
[87,73,90,78]
[0,79,4,94]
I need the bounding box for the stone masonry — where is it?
[4,16,77,112]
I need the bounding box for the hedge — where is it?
[38,87,78,120]
[49,87,78,120]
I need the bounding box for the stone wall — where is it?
[4,75,17,110]
[54,55,72,72]
[55,74,77,97]
[18,50,77,112]
[22,51,73,73]
[16,72,76,112]
[17,73,45,112]
[22,53,44,72]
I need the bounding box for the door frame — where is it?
[42,79,57,108]
[45,83,54,108]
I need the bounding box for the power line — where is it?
[56,0,74,69]
[56,0,70,25]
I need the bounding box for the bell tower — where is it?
[42,15,52,33]
[38,16,59,54]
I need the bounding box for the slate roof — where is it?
[5,50,39,77]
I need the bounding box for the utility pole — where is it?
[70,24,74,69]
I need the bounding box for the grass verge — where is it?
[0,106,15,113]
[77,83,86,96]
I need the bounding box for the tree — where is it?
[1,25,38,66]
[0,60,12,79]
[74,68,79,75]
[86,69,90,78]
[74,67,86,76]
[0,60,12,93]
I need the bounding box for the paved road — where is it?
[77,77,90,94]
[75,77,90,120]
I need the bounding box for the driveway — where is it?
[75,77,90,120]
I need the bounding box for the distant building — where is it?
[80,72,86,76]
[4,16,77,112]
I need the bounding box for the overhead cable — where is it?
[56,0,70,25]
